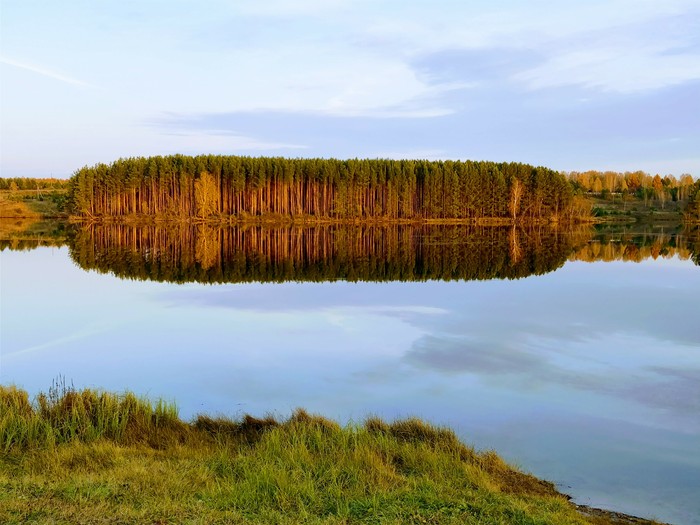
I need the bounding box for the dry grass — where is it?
[0,189,67,218]
[0,194,40,219]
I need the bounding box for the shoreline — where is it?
[0,385,667,525]
[574,504,668,525]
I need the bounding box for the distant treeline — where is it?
[565,170,697,203]
[0,177,69,191]
[68,155,588,222]
[68,224,588,284]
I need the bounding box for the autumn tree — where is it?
[684,181,700,222]
[509,178,523,220]
[195,171,219,218]
[626,171,643,193]
[592,178,603,194]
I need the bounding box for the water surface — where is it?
[1,223,698,524]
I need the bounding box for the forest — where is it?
[67,155,587,223]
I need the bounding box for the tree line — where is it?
[565,169,697,205]
[67,155,587,222]
[0,177,70,191]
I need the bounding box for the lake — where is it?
[1,222,699,524]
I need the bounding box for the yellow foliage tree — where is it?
[194,172,219,218]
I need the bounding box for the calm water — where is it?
[1,224,699,524]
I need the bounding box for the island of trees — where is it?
[67,155,588,223]
[2,157,698,223]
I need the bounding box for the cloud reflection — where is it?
[408,335,543,375]
[405,332,700,418]
[154,261,700,426]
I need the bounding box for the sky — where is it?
[1,0,699,178]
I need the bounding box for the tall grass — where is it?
[0,380,181,451]
[0,385,660,524]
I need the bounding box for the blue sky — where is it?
[1,0,699,178]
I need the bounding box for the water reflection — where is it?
[572,225,700,265]
[2,222,696,282]
[0,218,68,251]
[67,223,588,283]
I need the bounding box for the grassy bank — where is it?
[0,384,661,524]
[589,195,685,224]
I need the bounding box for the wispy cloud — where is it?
[0,56,91,88]
[514,45,700,93]
[369,149,447,160]
[233,0,350,17]
[356,2,700,95]
[157,129,308,152]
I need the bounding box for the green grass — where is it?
[0,384,659,524]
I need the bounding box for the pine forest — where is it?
[67,155,586,223]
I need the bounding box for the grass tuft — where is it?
[195,413,279,445]
[0,380,184,451]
